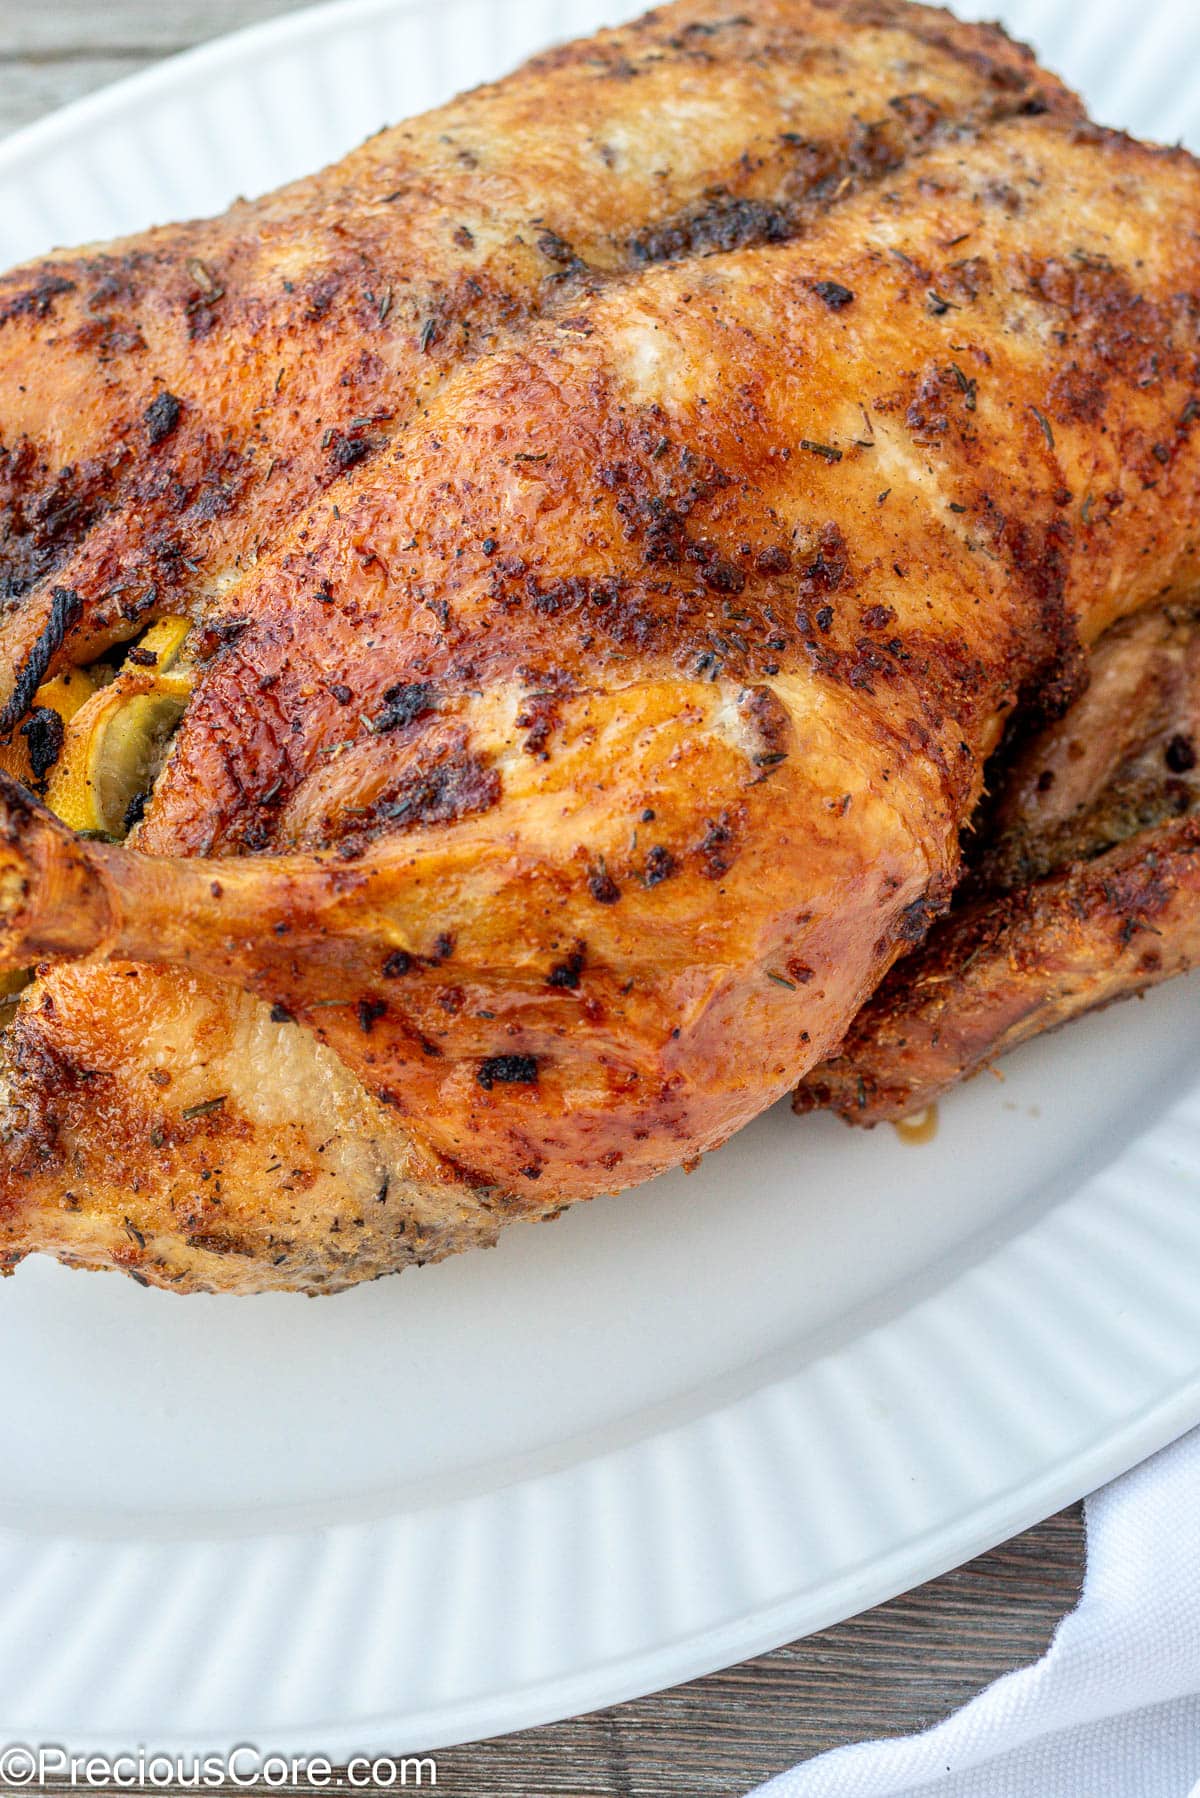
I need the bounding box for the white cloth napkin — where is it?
[751,1428,1200,1798]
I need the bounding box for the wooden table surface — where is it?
[0,3,1087,1790]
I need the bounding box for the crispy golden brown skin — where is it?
[2,0,1199,1292]
[0,0,1077,1293]
[794,815,1200,1125]
[0,0,1071,683]
[796,604,1200,1123]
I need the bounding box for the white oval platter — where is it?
[0,0,1197,1757]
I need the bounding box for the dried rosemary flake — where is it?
[181,1095,228,1120]
[186,258,220,295]
[1030,405,1055,450]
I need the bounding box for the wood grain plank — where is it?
[0,58,153,135]
[0,3,300,58]
[0,12,1088,1795]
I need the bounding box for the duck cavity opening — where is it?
[0,613,194,841]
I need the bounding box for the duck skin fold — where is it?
[0,0,1197,1294]
[796,602,1200,1124]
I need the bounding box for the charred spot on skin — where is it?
[643,845,676,887]
[477,1054,539,1090]
[887,90,944,134]
[595,436,734,577]
[144,391,182,446]
[75,308,145,361]
[515,673,574,759]
[331,751,499,853]
[742,685,793,774]
[0,271,76,327]
[375,681,437,731]
[382,949,411,978]
[536,228,578,267]
[302,270,342,320]
[19,706,64,783]
[1047,363,1105,425]
[799,524,850,599]
[692,544,745,596]
[357,998,387,1034]
[756,545,791,577]
[328,431,372,473]
[811,280,855,310]
[1165,734,1197,774]
[698,816,734,878]
[893,887,952,952]
[0,448,117,603]
[185,1229,252,1258]
[269,1002,295,1025]
[0,586,83,735]
[629,193,793,265]
[548,944,585,988]
[195,615,248,660]
[588,862,621,904]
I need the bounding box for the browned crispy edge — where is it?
[794,813,1200,1122]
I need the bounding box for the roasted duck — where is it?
[1,0,1198,1293]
